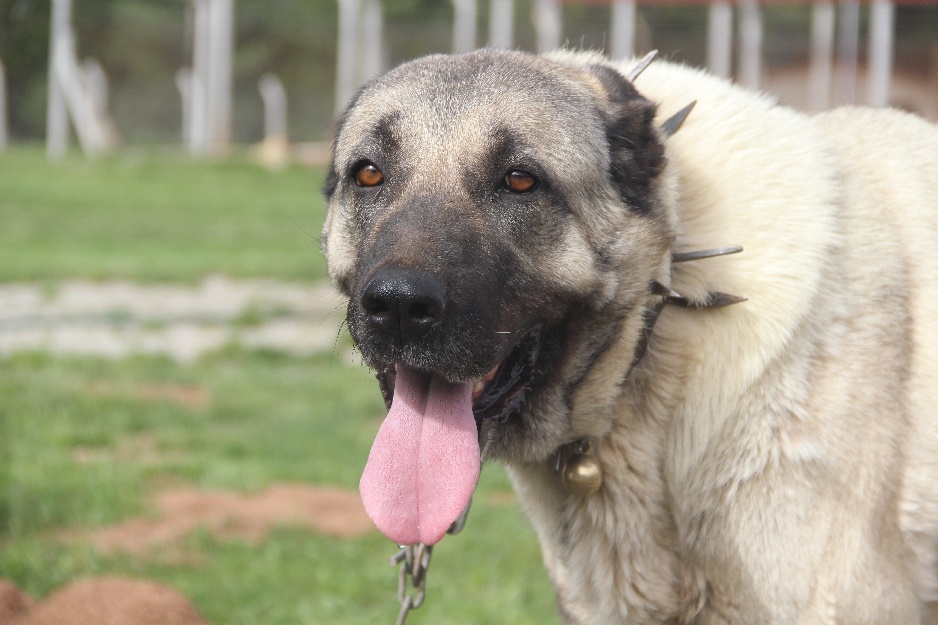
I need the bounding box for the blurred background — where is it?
[0,2,935,625]
[0,0,936,156]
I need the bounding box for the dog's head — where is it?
[322,49,676,545]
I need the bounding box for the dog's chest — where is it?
[506,422,700,624]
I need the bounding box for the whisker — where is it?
[291,218,319,245]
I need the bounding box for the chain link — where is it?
[387,502,471,624]
[392,543,431,625]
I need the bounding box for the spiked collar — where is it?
[554,244,747,497]
[554,51,749,496]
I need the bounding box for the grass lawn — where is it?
[0,148,560,624]
[0,148,328,283]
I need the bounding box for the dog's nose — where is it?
[360,268,446,342]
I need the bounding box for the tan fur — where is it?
[507,53,938,624]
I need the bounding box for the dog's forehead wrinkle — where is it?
[357,56,606,139]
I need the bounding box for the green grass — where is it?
[0,351,558,624]
[0,148,561,624]
[0,148,327,282]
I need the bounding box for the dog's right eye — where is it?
[354,163,384,187]
[503,170,539,194]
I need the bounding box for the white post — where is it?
[47,0,71,159]
[867,0,894,107]
[929,45,938,120]
[188,0,232,155]
[335,0,361,113]
[835,0,860,105]
[175,68,192,143]
[81,59,108,114]
[361,0,384,82]
[257,73,289,168]
[452,0,477,53]
[535,0,562,53]
[609,0,636,60]
[81,58,118,149]
[737,0,762,90]
[808,1,835,111]
[0,59,7,152]
[207,0,233,153]
[489,0,514,49]
[52,27,105,155]
[190,0,210,154]
[707,0,733,78]
[258,74,288,142]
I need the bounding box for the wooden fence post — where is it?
[610,0,636,60]
[335,0,361,113]
[452,0,477,53]
[535,0,562,53]
[809,1,835,110]
[867,0,894,106]
[737,0,762,89]
[0,59,7,152]
[489,0,514,48]
[707,0,733,78]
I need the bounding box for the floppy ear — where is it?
[584,64,665,214]
[322,167,339,201]
[322,85,369,202]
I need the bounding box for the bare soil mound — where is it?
[73,483,374,555]
[13,577,208,625]
[13,485,372,625]
[0,579,33,624]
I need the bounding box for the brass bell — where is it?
[561,453,604,497]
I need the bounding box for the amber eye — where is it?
[354,163,384,187]
[503,170,538,193]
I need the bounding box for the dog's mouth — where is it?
[376,327,542,429]
[360,328,542,547]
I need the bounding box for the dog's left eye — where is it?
[354,162,384,187]
[503,170,539,194]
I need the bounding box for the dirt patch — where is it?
[0,579,33,624]
[71,483,374,556]
[133,383,211,409]
[72,434,190,469]
[83,381,212,410]
[14,577,209,625]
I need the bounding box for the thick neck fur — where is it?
[504,157,696,622]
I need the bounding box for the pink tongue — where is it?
[359,365,480,546]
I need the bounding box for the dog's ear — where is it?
[322,86,369,202]
[322,167,339,201]
[583,64,665,214]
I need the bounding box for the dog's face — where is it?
[322,49,674,545]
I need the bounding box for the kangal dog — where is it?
[321,48,938,624]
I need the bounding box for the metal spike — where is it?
[672,245,744,263]
[659,100,697,137]
[666,291,748,309]
[625,50,658,82]
[702,292,748,308]
[651,280,684,300]
[652,281,747,309]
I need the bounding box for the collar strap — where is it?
[555,244,747,497]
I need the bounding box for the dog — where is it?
[321,48,938,624]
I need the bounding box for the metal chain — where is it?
[391,544,431,625]
[387,502,471,625]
